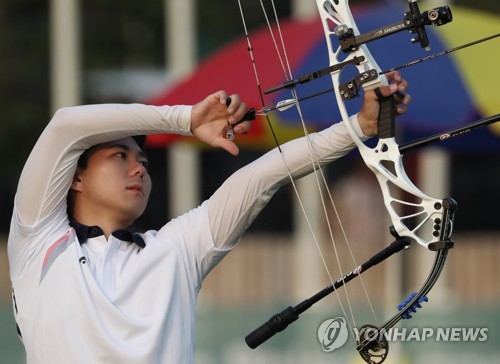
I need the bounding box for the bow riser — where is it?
[368,140,447,248]
[317,0,447,248]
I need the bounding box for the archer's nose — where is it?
[130,161,147,179]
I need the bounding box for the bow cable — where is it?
[261,0,383,334]
[236,0,381,338]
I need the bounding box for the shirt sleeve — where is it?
[14,103,192,228]
[207,115,368,250]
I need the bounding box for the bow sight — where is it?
[263,0,460,95]
[335,0,452,52]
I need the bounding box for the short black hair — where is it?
[77,135,146,170]
[132,135,146,149]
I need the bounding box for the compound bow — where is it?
[314,3,456,360]
[235,1,498,362]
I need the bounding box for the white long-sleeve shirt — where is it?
[8,103,366,363]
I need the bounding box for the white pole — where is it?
[290,0,324,302]
[164,0,199,218]
[292,0,317,19]
[293,174,325,300]
[50,0,81,112]
[416,148,451,302]
[165,0,196,80]
[168,143,201,217]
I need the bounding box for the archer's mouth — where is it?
[127,183,144,194]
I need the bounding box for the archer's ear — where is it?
[70,168,83,192]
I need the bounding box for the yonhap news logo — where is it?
[354,326,489,343]
[317,316,489,352]
[317,317,349,352]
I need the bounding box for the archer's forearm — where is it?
[207,115,368,249]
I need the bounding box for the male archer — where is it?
[8,73,409,363]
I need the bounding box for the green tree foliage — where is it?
[0,0,49,229]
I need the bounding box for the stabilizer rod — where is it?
[245,234,411,349]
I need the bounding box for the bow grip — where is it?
[374,87,396,139]
[245,306,298,349]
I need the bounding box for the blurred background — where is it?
[0,0,499,363]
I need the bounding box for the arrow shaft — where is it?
[380,33,499,74]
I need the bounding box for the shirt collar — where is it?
[70,219,146,248]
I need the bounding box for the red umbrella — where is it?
[145,16,323,148]
[145,4,499,151]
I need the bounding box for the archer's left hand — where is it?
[357,71,411,137]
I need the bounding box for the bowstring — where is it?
[267,0,380,331]
[259,0,290,81]
[280,1,381,330]
[237,0,380,338]
[266,0,383,331]
[256,0,358,335]
[320,165,380,328]
[237,0,334,293]
[258,0,379,337]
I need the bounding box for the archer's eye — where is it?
[140,160,149,170]
[115,152,127,159]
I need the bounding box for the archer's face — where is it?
[72,137,152,225]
